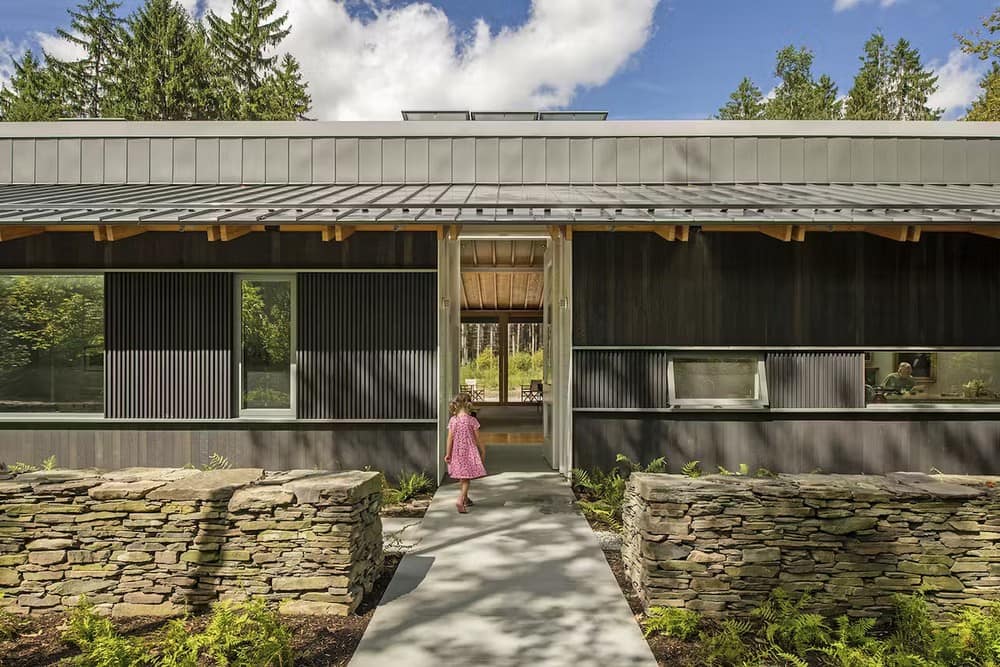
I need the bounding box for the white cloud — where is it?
[33,31,87,62]
[833,0,896,12]
[275,0,660,120]
[928,48,989,120]
[0,38,26,91]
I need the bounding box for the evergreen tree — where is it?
[255,53,311,120]
[107,0,222,120]
[48,0,124,118]
[959,9,1000,120]
[764,46,843,120]
[207,0,308,119]
[845,33,890,120]
[845,33,940,120]
[0,50,65,122]
[716,77,765,120]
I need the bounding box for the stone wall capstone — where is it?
[0,467,383,617]
[623,472,1000,617]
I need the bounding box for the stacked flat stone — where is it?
[623,472,1000,618]
[0,467,383,617]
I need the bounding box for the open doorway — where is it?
[459,238,548,472]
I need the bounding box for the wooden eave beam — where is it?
[207,225,257,242]
[865,225,919,242]
[0,226,45,242]
[321,224,355,242]
[102,225,147,242]
[653,225,690,242]
[758,224,806,242]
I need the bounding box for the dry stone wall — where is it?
[623,472,1000,617]
[0,467,383,617]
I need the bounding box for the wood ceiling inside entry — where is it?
[460,239,545,311]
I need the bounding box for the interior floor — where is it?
[473,405,548,472]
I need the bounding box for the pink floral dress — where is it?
[447,413,487,480]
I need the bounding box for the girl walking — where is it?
[444,392,487,513]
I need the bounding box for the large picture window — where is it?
[668,355,768,408]
[865,351,1000,405]
[0,275,104,414]
[239,276,295,416]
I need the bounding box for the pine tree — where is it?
[47,0,124,118]
[716,77,765,120]
[845,33,890,120]
[887,39,940,120]
[958,9,1000,120]
[107,0,222,120]
[764,45,843,120]
[255,53,311,120]
[0,50,65,122]
[207,0,305,119]
[966,65,1000,121]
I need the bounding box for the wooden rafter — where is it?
[865,225,916,243]
[207,225,256,242]
[321,225,355,242]
[100,225,147,242]
[759,225,807,242]
[0,226,44,242]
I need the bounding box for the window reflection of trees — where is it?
[0,276,104,413]
[241,280,291,410]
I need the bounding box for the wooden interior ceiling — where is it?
[460,239,545,311]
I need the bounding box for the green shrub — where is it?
[571,454,668,530]
[383,471,433,506]
[200,599,293,667]
[7,462,38,474]
[701,619,756,666]
[155,618,202,667]
[754,589,830,657]
[681,460,703,478]
[42,454,57,470]
[942,602,1000,665]
[62,597,151,666]
[643,607,700,640]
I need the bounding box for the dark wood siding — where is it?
[0,231,436,270]
[766,352,865,408]
[573,350,670,408]
[106,273,232,419]
[297,273,437,420]
[573,232,1000,347]
[0,423,435,481]
[574,414,1000,474]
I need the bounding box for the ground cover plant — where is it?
[571,453,666,530]
[382,471,434,506]
[639,590,1000,667]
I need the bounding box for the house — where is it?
[1,115,999,479]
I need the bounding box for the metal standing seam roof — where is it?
[0,182,998,225]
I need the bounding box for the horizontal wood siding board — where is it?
[573,231,1000,347]
[573,414,1000,474]
[106,272,232,419]
[298,272,436,420]
[0,231,437,270]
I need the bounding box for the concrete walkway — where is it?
[351,471,656,667]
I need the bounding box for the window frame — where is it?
[667,353,769,409]
[864,349,1000,409]
[0,272,106,418]
[235,273,297,419]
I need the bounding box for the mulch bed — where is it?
[602,550,701,667]
[0,554,403,667]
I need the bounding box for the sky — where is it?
[0,0,997,121]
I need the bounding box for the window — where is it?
[668,355,768,408]
[238,276,295,416]
[0,275,104,414]
[865,351,1000,405]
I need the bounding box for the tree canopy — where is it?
[0,0,311,121]
[845,33,940,120]
[959,9,1000,120]
[716,77,765,120]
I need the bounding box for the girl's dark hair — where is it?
[449,392,475,416]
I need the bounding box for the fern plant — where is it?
[0,594,26,641]
[753,589,830,657]
[702,618,756,665]
[62,597,152,666]
[643,607,700,640]
[681,460,703,478]
[203,452,231,471]
[383,471,434,506]
[42,455,57,470]
[7,461,38,474]
[200,599,293,667]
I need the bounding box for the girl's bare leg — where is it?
[459,479,470,505]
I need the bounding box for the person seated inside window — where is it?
[882,362,919,395]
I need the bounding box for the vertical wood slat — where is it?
[106,273,232,419]
[572,350,670,408]
[766,351,865,408]
[297,273,436,420]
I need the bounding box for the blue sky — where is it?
[1,0,996,120]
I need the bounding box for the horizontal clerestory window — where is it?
[0,275,104,414]
[865,351,1000,406]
